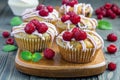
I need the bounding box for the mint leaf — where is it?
[20,51,32,61]
[3,45,17,52]
[97,20,112,30]
[10,16,23,26]
[32,52,42,62]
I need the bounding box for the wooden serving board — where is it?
[15,42,106,78]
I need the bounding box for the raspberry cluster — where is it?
[24,19,48,34]
[95,3,120,19]
[61,11,81,24]
[62,0,78,7]
[62,27,87,41]
[36,4,54,16]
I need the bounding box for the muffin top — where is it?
[56,27,104,51]
[56,11,97,30]
[11,19,58,41]
[60,0,93,16]
[22,4,59,21]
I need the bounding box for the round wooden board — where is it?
[15,42,106,78]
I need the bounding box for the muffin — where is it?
[11,19,58,52]
[59,0,93,17]
[22,4,59,24]
[56,27,104,63]
[55,11,97,33]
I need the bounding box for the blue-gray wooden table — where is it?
[0,0,120,80]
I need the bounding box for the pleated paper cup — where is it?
[57,44,100,63]
[14,35,51,53]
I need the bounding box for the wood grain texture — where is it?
[15,48,106,77]
[0,0,120,80]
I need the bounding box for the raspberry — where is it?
[36,4,45,11]
[47,5,53,12]
[107,33,117,42]
[44,48,55,59]
[6,38,14,45]
[37,23,48,34]
[107,44,117,54]
[70,15,80,24]
[95,8,101,15]
[112,6,118,14]
[62,31,73,41]
[106,9,113,17]
[24,22,35,34]
[73,30,87,41]
[67,11,76,17]
[61,14,70,22]
[108,62,116,71]
[101,10,107,17]
[39,8,49,16]
[110,13,117,19]
[97,14,103,19]
[72,27,79,33]
[104,3,112,9]
[62,0,69,5]
[2,31,10,38]
[112,4,119,8]
[116,9,120,15]
[30,19,40,27]
[67,0,77,7]
[100,6,105,10]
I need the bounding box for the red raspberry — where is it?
[67,11,76,17]
[24,22,35,34]
[112,6,118,14]
[61,14,70,22]
[101,10,107,17]
[36,4,45,11]
[107,33,117,42]
[62,31,73,41]
[110,13,117,19]
[62,0,69,5]
[95,8,101,15]
[97,14,103,19]
[39,8,49,16]
[74,0,78,4]
[112,4,119,8]
[73,30,87,41]
[6,38,14,45]
[116,8,120,15]
[67,0,77,7]
[104,3,112,9]
[37,23,48,34]
[2,31,10,38]
[72,27,79,33]
[100,6,105,10]
[47,5,53,12]
[108,62,116,71]
[30,19,40,27]
[106,9,113,17]
[70,15,80,24]
[107,44,117,54]
[44,48,55,59]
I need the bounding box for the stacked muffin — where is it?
[12,0,104,63]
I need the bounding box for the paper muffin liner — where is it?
[23,16,57,25]
[15,36,51,53]
[57,45,100,63]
